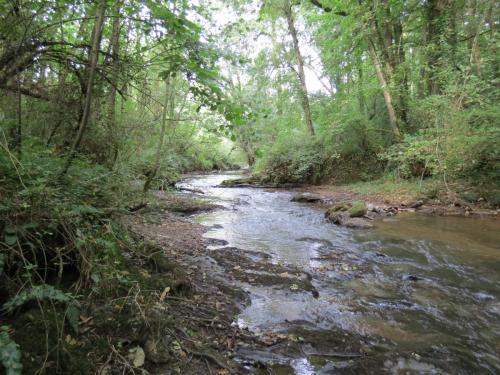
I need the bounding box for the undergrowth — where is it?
[0,142,145,373]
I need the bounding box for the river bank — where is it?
[8,172,498,374]
[4,190,259,375]
[220,174,500,218]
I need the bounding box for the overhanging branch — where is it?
[309,0,348,16]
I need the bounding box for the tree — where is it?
[62,0,107,174]
[283,0,315,136]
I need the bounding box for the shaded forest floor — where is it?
[7,192,262,375]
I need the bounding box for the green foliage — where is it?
[0,326,22,375]
[0,140,135,294]
[383,99,500,184]
[256,133,335,184]
[383,133,439,179]
[2,285,76,313]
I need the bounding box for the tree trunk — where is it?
[143,78,171,193]
[283,0,315,136]
[108,0,122,168]
[367,38,401,141]
[424,0,449,95]
[13,75,22,156]
[356,59,366,114]
[62,0,107,174]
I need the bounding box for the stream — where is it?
[178,172,500,374]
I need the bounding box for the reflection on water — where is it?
[179,173,500,374]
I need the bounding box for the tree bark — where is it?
[14,75,22,155]
[283,0,315,136]
[108,0,122,168]
[143,77,172,192]
[62,0,107,174]
[367,38,401,141]
[424,0,449,95]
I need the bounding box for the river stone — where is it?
[349,201,367,217]
[343,218,373,229]
[325,210,348,224]
[291,193,322,203]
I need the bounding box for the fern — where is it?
[0,326,22,375]
[2,285,75,313]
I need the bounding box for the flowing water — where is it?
[178,173,500,374]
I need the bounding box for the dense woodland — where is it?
[0,0,499,373]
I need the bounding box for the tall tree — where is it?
[107,0,122,168]
[283,0,315,136]
[367,37,401,140]
[62,0,107,174]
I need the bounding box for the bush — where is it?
[0,141,136,301]
[383,99,500,184]
[382,133,439,179]
[255,133,335,184]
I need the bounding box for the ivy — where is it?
[0,326,22,375]
[2,285,76,313]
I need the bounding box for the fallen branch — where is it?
[187,349,233,372]
[129,202,148,212]
[178,187,205,194]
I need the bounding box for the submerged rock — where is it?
[325,209,373,229]
[344,218,374,229]
[403,275,425,282]
[204,238,229,247]
[325,200,373,228]
[291,193,322,203]
[325,210,348,224]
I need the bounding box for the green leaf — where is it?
[2,285,76,313]
[4,234,17,246]
[0,326,22,375]
[65,303,80,334]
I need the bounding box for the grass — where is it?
[341,176,443,201]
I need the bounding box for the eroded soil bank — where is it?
[6,191,262,375]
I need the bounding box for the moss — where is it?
[220,176,260,186]
[349,201,367,217]
[330,203,349,212]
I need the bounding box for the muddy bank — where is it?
[120,191,255,374]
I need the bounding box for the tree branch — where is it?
[308,0,348,16]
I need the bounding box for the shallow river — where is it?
[179,173,500,374]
